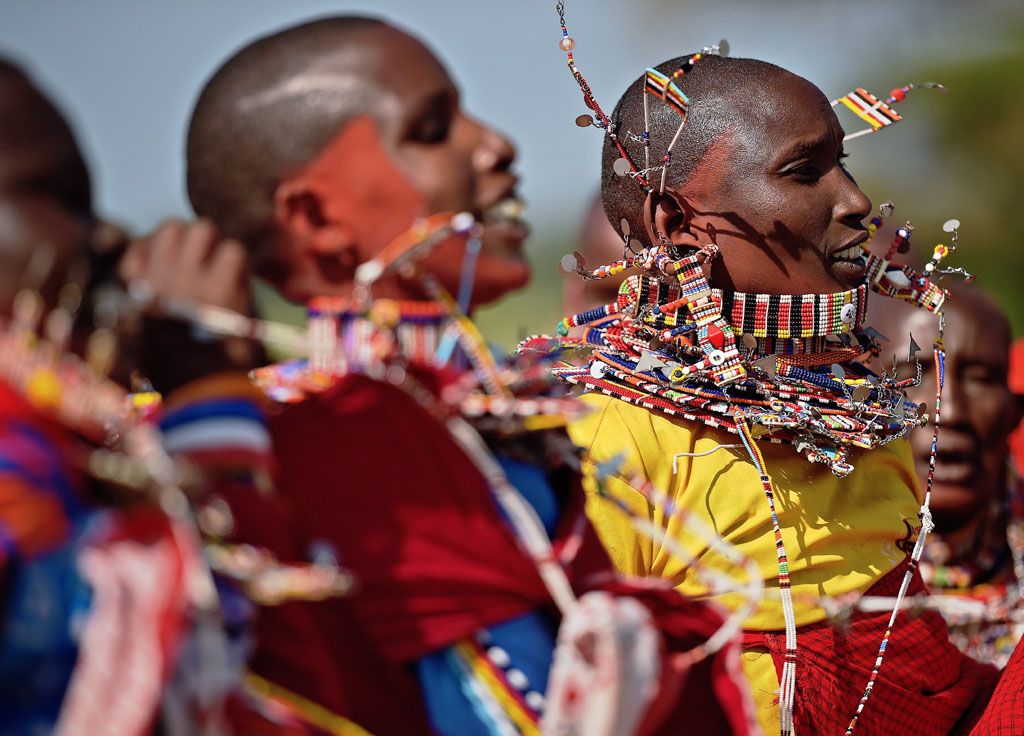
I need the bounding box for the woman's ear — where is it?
[273,178,357,259]
[643,189,700,249]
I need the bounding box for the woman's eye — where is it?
[410,113,450,144]
[789,162,822,182]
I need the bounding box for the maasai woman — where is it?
[548,39,1022,734]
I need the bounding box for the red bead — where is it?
[889,87,907,103]
[706,323,725,349]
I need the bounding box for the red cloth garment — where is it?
[258,373,755,735]
[268,373,562,663]
[213,480,431,736]
[745,560,999,735]
[969,637,1024,735]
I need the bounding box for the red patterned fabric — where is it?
[745,560,999,735]
[970,638,1024,734]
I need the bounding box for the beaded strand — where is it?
[844,328,945,735]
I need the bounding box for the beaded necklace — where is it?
[252,213,585,428]
[540,212,947,477]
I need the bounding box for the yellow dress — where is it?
[569,393,922,734]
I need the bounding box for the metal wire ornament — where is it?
[555,1,649,189]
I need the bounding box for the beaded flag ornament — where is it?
[832,82,947,142]
[556,0,726,194]
[543,3,976,733]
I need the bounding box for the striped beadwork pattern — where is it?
[714,285,867,338]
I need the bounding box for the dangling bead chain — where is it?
[555,1,648,188]
[734,412,798,735]
[419,275,511,399]
[845,320,945,735]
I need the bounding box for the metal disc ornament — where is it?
[852,385,871,403]
[612,157,632,177]
[942,219,960,233]
[575,114,594,128]
[620,218,630,236]
[718,38,730,57]
[559,253,578,273]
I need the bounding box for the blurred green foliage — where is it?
[908,41,1024,336]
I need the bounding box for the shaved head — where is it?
[187,16,399,252]
[601,55,791,243]
[0,57,91,213]
[0,57,96,314]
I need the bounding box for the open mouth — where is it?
[931,449,980,485]
[831,244,865,261]
[480,196,530,252]
[828,232,869,283]
[482,196,526,228]
[830,232,869,262]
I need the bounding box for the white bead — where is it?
[525,691,545,710]
[840,303,857,324]
[506,668,530,690]
[487,646,511,668]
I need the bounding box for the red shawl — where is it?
[745,560,1001,735]
[238,373,757,735]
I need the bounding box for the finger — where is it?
[179,218,220,272]
[146,219,186,292]
[205,239,251,313]
[116,239,149,283]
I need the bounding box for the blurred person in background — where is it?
[875,281,1024,666]
[0,56,197,736]
[1010,337,1024,475]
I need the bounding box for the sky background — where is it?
[4,0,1022,344]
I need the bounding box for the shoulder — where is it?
[856,437,921,503]
[569,392,699,458]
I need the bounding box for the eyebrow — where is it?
[406,87,457,119]
[777,134,833,163]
